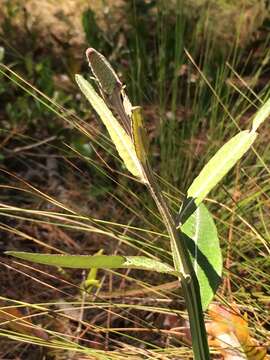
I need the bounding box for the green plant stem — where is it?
[84,47,210,358]
[143,161,210,360]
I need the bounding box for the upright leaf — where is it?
[85,48,133,137]
[179,130,257,224]
[131,106,148,164]
[86,48,122,96]
[75,75,146,183]
[181,203,222,310]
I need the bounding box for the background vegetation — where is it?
[0,0,269,359]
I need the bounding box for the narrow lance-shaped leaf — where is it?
[86,48,132,136]
[252,97,270,132]
[181,203,222,310]
[6,252,179,276]
[75,74,146,183]
[179,130,257,224]
[131,106,148,164]
[86,47,122,97]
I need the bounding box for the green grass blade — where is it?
[5,252,178,275]
[179,130,257,224]
[75,74,146,183]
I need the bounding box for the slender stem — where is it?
[143,161,210,360]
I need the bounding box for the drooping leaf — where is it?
[6,252,178,275]
[207,304,268,360]
[252,97,270,132]
[179,130,257,224]
[181,203,222,310]
[75,74,146,183]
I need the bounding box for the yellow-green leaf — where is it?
[75,74,146,183]
[6,252,179,276]
[180,130,257,224]
[252,97,270,132]
[131,106,148,164]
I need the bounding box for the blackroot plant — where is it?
[7,48,270,360]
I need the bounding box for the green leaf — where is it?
[75,74,146,183]
[180,130,257,223]
[131,106,148,164]
[86,48,121,96]
[252,97,270,132]
[181,203,222,310]
[6,252,179,276]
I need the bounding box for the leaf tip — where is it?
[75,73,82,83]
[85,47,95,58]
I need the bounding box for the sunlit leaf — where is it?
[252,97,270,132]
[181,203,222,310]
[6,252,179,275]
[179,130,257,224]
[75,74,146,182]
